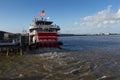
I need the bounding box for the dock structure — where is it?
[0,43,23,56]
[0,34,29,56]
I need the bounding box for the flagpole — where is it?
[39,10,45,31]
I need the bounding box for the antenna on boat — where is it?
[32,16,37,22]
[22,29,27,35]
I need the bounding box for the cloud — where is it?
[74,21,78,26]
[78,5,120,28]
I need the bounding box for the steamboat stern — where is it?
[29,11,60,49]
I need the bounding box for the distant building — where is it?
[0,31,4,41]
[0,30,21,43]
[4,33,9,40]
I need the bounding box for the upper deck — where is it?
[35,20,53,25]
[29,18,60,30]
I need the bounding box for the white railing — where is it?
[29,24,60,30]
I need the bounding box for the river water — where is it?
[0,35,120,80]
[58,35,120,80]
[59,35,120,52]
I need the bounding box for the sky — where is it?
[0,0,120,34]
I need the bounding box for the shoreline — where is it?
[58,34,120,37]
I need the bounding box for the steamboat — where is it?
[0,11,62,55]
[29,10,61,49]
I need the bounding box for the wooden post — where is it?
[29,35,31,45]
[20,35,23,56]
[1,47,3,53]
[7,48,9,56]
[20,48,23,56]
[20,35,22,47]
[0,48,1,53]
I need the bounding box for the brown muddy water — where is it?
[0,49,120,80]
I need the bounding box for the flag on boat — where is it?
[40,10,45,17]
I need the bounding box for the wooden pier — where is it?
[0,43,23,56]
[0,35,29,56]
